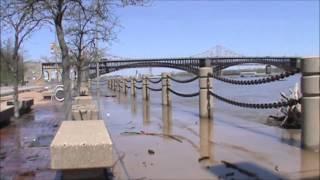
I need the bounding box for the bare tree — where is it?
[0,0,43,118]
[35,0,146,119]
[66,1,117,95]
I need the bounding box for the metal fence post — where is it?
[199,67,213,118]
[142,75,149,100]
[131,77,136,97]
[301,57,320,151]
[161,73,171,106]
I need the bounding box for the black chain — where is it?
[135,79,143,83]
[168,88,199,97]
[148,78,162,84]
[168,76,199,83]
[135,85,143,90]
[212,70,299,85]
[209,91,300,109]
[147,86,162,91]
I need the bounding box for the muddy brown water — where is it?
[94,74,319,179]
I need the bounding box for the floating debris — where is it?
[148,149,155,155]
[121,131,183,143]
[268,83,302,129]
[221,160,258,178]
[198,156,210,162]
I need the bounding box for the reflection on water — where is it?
[199,117,213,166]
[130,97,137,116]
[280,129,301,147]
[143,100,150,125]
[162,105,172,135]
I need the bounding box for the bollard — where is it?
[118,79,121,92]
[161,73,171,106]
[142,76,149,100]
[131,77,136,97]
[162,105,172,136]
[124,78,127,95]
[301,57,320,151]
[199,67,213,118]
[199,117,212,166]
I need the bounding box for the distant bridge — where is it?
[87,57,301,78]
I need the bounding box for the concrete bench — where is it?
[71,103,99,120]
[0,104,14,127]
[80,86,89,96]
[73,96,93,105]
[50,120,112,170]
[42,90,53,99]
[6,98,34,114]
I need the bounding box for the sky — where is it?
[5,0,320,61]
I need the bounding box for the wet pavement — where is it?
[0,101,63,180]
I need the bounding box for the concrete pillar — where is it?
[301,57,320,151]
[142,76,149,100]
[143,100,150,125]
[131,77,136,97]
[161,73,171,106]
[124,78,127,95]
[162,105,172,136]
[199,117,213,166]
[117,79,121,92]
[199,67,213,118]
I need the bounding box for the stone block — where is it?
[50,120,113,170]
[73,96,93,105]
[42,91,53,99]
[0,104,14,126]
[80,86,89,96]
[71,103,99,120]
[6,98,34,114]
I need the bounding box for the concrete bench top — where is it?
[50,120,112,169]
[72,103,97,109]
[51,120,112,146]
[0,103,14,112]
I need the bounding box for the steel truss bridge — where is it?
[41,57,301,78]
[87,57,301,78]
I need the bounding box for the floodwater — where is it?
[0,102,63,179]
[94,74,319,179]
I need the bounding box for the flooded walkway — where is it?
[0,100,63,180]
[102,90,319,179]
[0,88,319,179]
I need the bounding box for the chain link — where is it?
[168,88,199,97]
[147,86,162,91]
[135,85,143,90]
[168,76,199,83]
[148,78,162,84]
[212,69,300,85]
[209,91,300,109]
